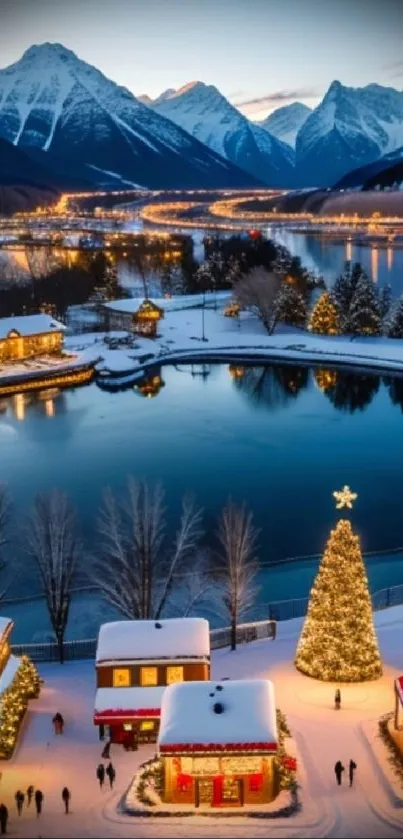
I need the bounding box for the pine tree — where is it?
[332,262,362,331]
[295,513,382,682]
[385,296,403,338]
[309,292,341,335]
[348,274,381,336]
[276,284,307,328]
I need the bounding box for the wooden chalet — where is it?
[0,314,65,363]
[94,618,210,747]
[158,679,279,808]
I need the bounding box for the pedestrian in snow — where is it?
[96,763,105,789]
[15,791,24,816]
[101,740,111,760]
[52,712,64,734]
[61,787,71,814]
[34,789,44,817]
[0,804,8,835]
[26,785,34,807]
[334,760,344,786]
[106,762,116,789]
[334,689,341,710]
[349,759,357,787]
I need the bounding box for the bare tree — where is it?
[25,490,80,663]
[215,499,260,651]
[92,478,204,620]
[233,267,282,334]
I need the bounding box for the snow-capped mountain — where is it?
[149,81,295,187]
[0,43,259,190]
[296,81,403,187]
[257,102,311,149]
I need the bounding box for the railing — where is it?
[11,619,276,662]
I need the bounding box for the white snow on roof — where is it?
[158,679,278,749]
[94,686,165,715]
[96,618,210,664]
[0,617,13,641]
[0,314,66,340]
[103,291,231,314]
[0,654,20,697]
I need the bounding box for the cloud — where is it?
[232,87,320,113]
[382,59,403,79]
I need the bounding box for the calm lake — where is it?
[2,362,403,642]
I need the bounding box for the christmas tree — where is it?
[309,292,341,335]
[348,274,381,336]
[294,486,382,682]
[276,283,307,328]
[385,296,403,339]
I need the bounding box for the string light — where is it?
[0,656,40,759]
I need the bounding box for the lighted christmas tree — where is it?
[295,486,382,682]
[309,292,341,335]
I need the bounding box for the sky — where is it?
[0,0,403,120]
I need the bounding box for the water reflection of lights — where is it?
[314,368,338,393]
[228,365,245,379]
[134,373,165,398]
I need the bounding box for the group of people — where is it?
[97,762,116,790]
[335,760,357,787]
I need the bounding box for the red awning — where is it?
[160,741,278,754]
[94,707,161,724]
[395,676,403,706]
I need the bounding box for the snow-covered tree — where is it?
[215,499,259,651]
[275,283,307,328]
[379,284,392,323]
[25,490,80,663]
[92,479,204,621]
[310,291,341,335]
[385,296,403,338]
[332,262,363,331]
[348,274,381,336]
[233,267,282,334]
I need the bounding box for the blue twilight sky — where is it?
[0,0,402,120]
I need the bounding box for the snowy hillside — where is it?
[150,81,295,187]
[296,80,403,187]
[257,102,311,149]
[0,43,259,190]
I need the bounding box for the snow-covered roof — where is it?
[103,291,231,314]
[0,654,20,697]
[96,618,210,664]
[0,314,66,340]
[94,686,165,722]
[158,679,278,753]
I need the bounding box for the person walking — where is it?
[334,760,344,786]
[34,789,44,817]
[15,791,24,816]
[349,759,357,787]
[61,787,71,814]
[26,786,34,807]
[52,712,64,735]
[96,763,105,789]
[101,740,111,760]
[106,762,116,790]
[334,689,341,710]
[0,804,8,835]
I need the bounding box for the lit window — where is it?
[140,667,158,686]
[140,720,154,731]
[123,723,133,731]
[166,666,184,685]
[113,668,130,687]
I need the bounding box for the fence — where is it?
[11,619,276,662]
[10,583,403,662]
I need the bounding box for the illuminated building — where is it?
[0,617,40,759]
[93,619,210,747]
[158,679,280,807]
[132,299,164,338]
[0,313,65,363]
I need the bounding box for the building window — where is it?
[140,720,155,731]
[140,666,158,686]
[123,723,133,731]
[166,665,184,685]
[113,668,130,687]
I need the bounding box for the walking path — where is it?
[1,606,403,838]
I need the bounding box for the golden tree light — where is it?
[333,485,358,509]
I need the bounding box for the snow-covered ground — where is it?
[3,607,403,838]
[64,302,403,384]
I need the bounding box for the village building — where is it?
[158,679,279,808]
[0,617,39,759]
[93,618,210,747]
[103,298,164,337]
[0,313,65,363]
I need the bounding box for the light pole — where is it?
[201,288,207,341]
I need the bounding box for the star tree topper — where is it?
[333,485,358,510]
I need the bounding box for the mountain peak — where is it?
[21,42,79,63]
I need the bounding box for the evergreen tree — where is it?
[275,283,307,328]
[332,262,363,331]
[295,495,382,682]
[385,296,403,338]
[348,274,381,336]
[309,292,341,335]
[379,284,392,323]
